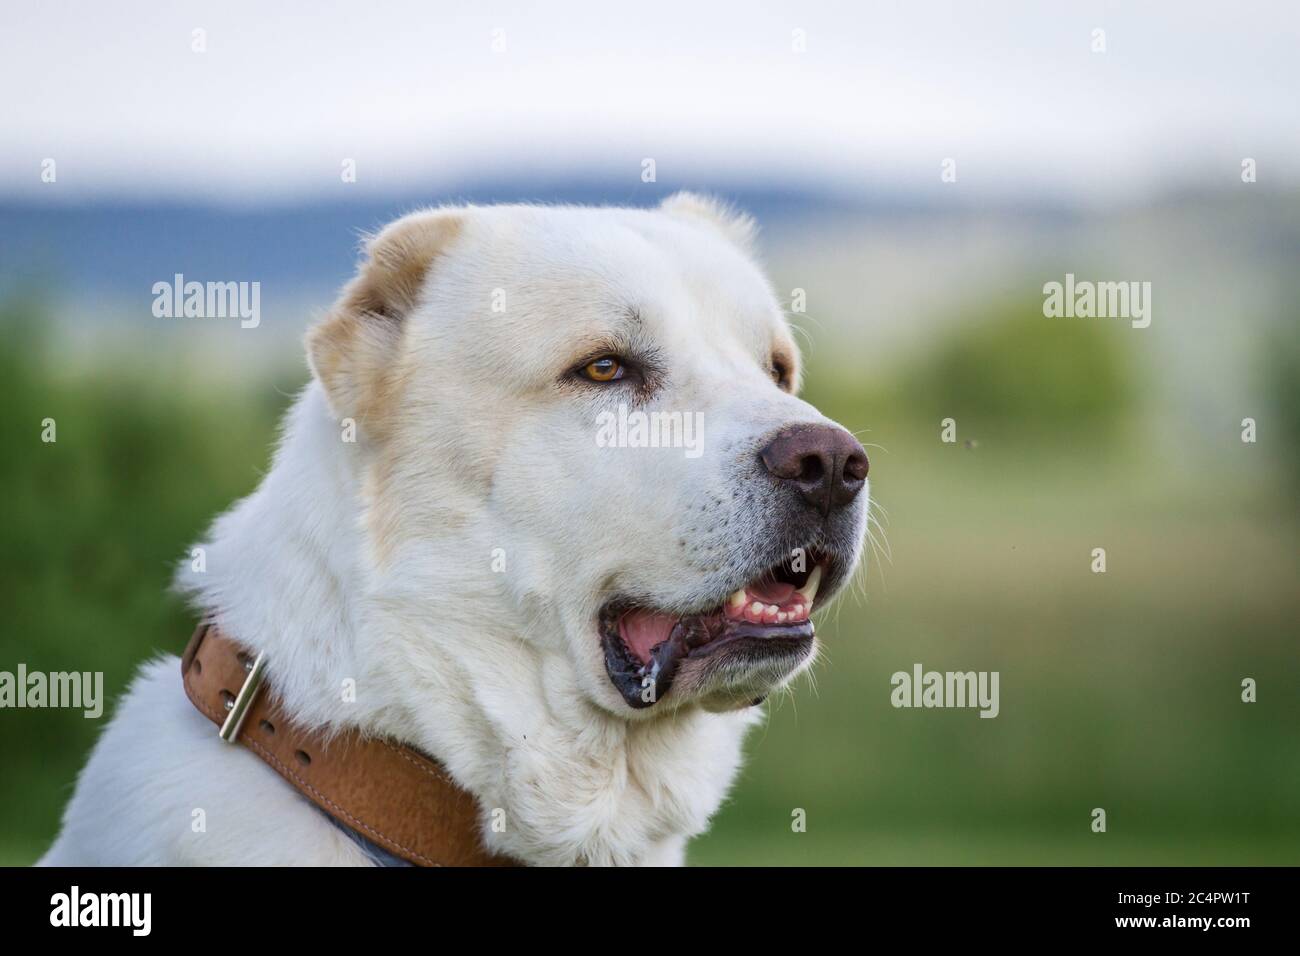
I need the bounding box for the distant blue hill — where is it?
[0,177,1002,298]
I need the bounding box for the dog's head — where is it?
[307,195,868,716]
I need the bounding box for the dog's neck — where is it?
[178,384,752,865]
[178,385,370,729]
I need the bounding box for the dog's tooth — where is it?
[796,565,823,604]
[728,589,748,610]
[777,611,788,623]
[749,601,765,615]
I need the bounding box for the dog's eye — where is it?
[580,356,625,383]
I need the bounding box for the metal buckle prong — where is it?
[218,651,266,743]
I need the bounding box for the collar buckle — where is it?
[218,651,266,743]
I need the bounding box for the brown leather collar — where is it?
[181,623,517,867]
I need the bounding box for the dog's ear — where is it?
[659,192,757,253]
[307,209,464,423]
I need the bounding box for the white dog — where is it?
[41,194,869,866]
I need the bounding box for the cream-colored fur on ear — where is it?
[659,191,757,253]
[306,209,464,424]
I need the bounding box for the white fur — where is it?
[42,197,865,867]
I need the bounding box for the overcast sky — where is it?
[3,1,1298,204]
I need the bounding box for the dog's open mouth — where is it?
[600,551,830,709]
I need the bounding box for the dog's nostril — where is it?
[845,451,869,481]
[797,454,825,484]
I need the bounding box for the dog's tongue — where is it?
[620,609,679,662]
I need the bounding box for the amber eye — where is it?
[580,356,625,382]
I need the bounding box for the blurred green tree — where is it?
[1262,315,1300,493]
[916,301,1136,436]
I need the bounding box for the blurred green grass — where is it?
[2,297,1297,866]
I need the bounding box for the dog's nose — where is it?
[759,424,869,516]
